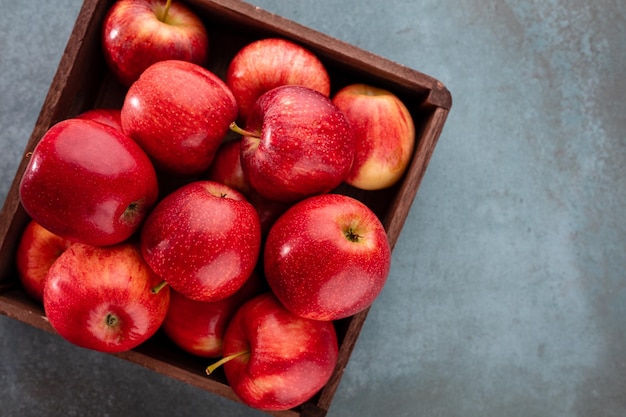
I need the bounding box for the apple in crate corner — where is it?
[162,271,265,358]
[332,83,416,190]
[43,243,170,353]
[121,60,238,177]
[19,118,159,247]
[235,85,355,203]
[226,37,331,123]
[102,0,209,86]
[264,193,391,321]
[206,292,338,411]
[140,181,262,302]
[16,220,73,303]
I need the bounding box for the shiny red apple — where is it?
[162,271,265,358]
[76,108,123,132]
[140,180,262,302]
[205,138,253,196]
[16,220,73,303]
[237,85,355,203]
[332,83,415,190]
[206,292,338,411]
[19,118,159,246]
[43,242,170,353]
[264,193,391,321]
[121,60,238,177]
[226,37,331,122]
[102,0,209,86]
[205,138,289,234]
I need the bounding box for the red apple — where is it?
[162,271,265,358]
[226,37,331,122]
[102,0,209,86]
[204,138,289,234]
[205,138,253,196]
[19,118,159,246]
[206,292,338,411]
[15,220,73,303]
[75,108,123,132]
[236,85,355,203]
[332,83,416,190]
[43,242,170,353]
[264,193,391,321]
[121,60,238,177]
[140,180,261,302]
[246,192,290,237]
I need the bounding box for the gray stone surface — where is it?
[1,0,625,416]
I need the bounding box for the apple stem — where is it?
[229,122,260,138]
[158,0,173,22]
[151,280,169,294]
[205,350,249,375]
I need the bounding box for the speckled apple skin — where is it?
[264,193,391,321]
[332,83,415,190]
[162,271,265,358]
[43,243,170,353]
[140,181,262,302]
[241,85,355,203]
[222,292,338,411]
[19,118,159,247]
[76,108,123,132]
[205,138,290,235]
[121,60,237,177]
[226,37,331,123]
[102,0,209,86]
[205,139,253,196]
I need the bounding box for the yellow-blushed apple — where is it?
[332,83,415,190]
[16,220,73,303]
[43,242,170,353]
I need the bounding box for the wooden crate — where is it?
[0,0,451,416]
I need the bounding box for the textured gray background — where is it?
[1,1,625,416]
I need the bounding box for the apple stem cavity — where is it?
[229,122,260,138]
[151,280,169,294]
[120,200,143,226]
[344,227,362,243]
[106,313,119,327]
[205,350,249,375]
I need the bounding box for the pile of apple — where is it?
[14,0,416,412]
